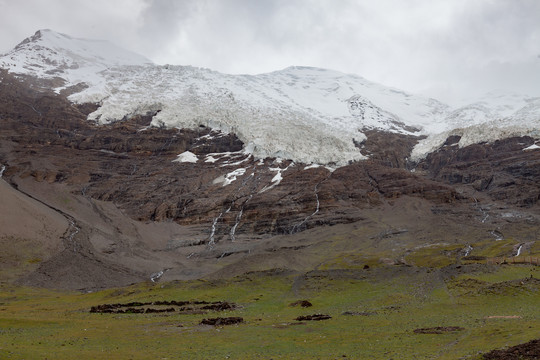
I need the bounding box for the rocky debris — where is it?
[483,338,540,359]
[90,304,175,314]
[295,314,332,321]
[413,326,465,334]
[200,301,236,311]
[143,307,176,314]
[289,300,313,308]
[200,317,244,326]
[90,301,150,312]
[89,300,237,314]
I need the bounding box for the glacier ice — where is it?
[2,30,540,166]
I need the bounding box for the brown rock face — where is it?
[1,70,539,290]
[418,135,540,207]
[359,129,422,168]
[0,70,462,242]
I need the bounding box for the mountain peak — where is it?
[16,29,54,42]
[1,29,152,92]
[13,29,151,63]
[1,30,539,166]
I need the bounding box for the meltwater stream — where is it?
[290,183,321,234]
[515,244,523,257]
[230,195,252,242]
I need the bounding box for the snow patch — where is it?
[150,269,168,282]
[214,168,247,187]
[220,154,251,167]
[412,123,540,161]
[259,164,294,193]
[324,166,337,173]
[205,155,218,163]
[463,245,473,257]
[197,130,227,141]
[173,151,198,163]
[523,143,540,151]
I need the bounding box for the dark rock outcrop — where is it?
[200,317,244,326]
[483,338,540,360]
[418,136,540,208]
[295,314,332,321]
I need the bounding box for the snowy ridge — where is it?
[411,121,540,161]
[1,30,540,165]
[70,64,447,165]
[0,29,152,93]
[411,92,540,160]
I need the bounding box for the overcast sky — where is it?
[1,0,539,104]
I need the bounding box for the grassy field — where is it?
[1,263,538,359]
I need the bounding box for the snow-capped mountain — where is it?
[0,29,152,93]
[411,92,540,160]
[1,29,540,298]
[1,30,539,165]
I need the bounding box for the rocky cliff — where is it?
[1,50,540,290]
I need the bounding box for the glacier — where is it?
[1,29,539,165]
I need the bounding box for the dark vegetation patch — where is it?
[289,300,313,308]
[462,255,487,261]
[90,300,236,314]
[483,338,540,359]
[413,326,465,334]
[295,314,332,321]
[200,317,244,326]
[341,311,377,316]
[200,301,236,311]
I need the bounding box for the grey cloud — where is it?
[137,0,200,43]
[1,0,539,103]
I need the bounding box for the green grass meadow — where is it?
[1,263,538,359]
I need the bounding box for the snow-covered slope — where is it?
[411,92,540,160]
[0,29,152,93]
[69,64,452,164]
[1,30,539,165]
